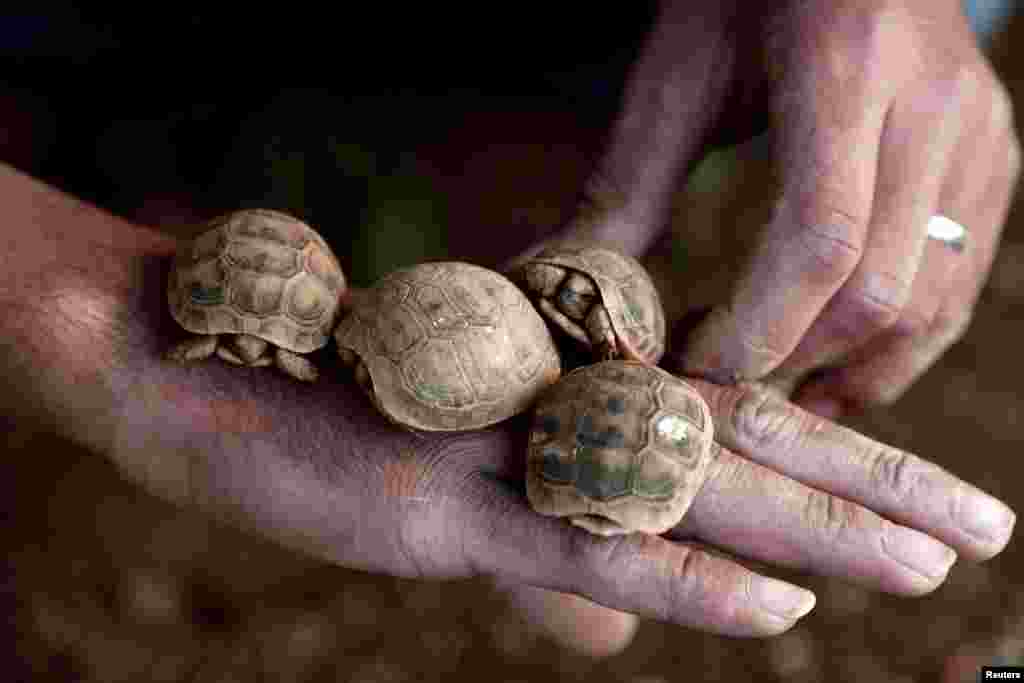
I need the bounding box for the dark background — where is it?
[4,7,1024,682]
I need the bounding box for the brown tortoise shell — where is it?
[334,261,562,431]
[526,360,714,536]
[518,242,667,365]
[167,209,346,354]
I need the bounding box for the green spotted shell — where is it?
[167,209,346,352]
[527,360,713,536]
[334,261,562,431]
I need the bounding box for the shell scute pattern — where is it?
[414,283,467,333]
[228,270,286,316]
[225,238,302,278]
[373,304,427,358]
[527,361,714,536]
[231,208,310,247]
[169,210,345,354]
[455,326,517,404]
[656,380,707,430]
[404,339,475,408]
[446,276,502,323]
[335,261,561,431]
[371,277,412,311]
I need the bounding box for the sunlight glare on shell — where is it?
[655,414,688,444]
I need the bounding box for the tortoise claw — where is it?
[215,345,246,365]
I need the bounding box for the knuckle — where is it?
[580,533,678,622]
[664,546,705,621]
[867,446,925,502]
[570,529,648,598]
[802,488,864,545]
[831,274,909,335]
[792,221,864,287]
[731,383,803,450]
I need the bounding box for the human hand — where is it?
[107,232,1015,643]
[492,1,1020,646]
[2,165,1014,649]
[556,0,1019,420]
[108,328,1014,640]
[678,0,1019,418]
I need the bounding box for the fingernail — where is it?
[754,577,816,620]
[959,490,1016,545]
[883,525,957,580]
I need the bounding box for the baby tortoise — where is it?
[527,360,714,537]
[515,242,666,365]
[166,209,346,382]
[335,261,561,431]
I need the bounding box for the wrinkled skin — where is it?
[2,166,1013,653]
[638,0,1023,419]
[2,0,1019,656]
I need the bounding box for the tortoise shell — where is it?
[521,242,667,365]
[167,209,346,353]
[527,360,714,536]
[335,261,562,431]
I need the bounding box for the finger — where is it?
[669,442,956,596]
[502,4,736,272]
[798,148,1017,411]
[692,379,1016,562]
[673,38,893,384]
[489,580,640,658]
[796,77,1021,409]
[464,479,816,637]
[763,74,963,392]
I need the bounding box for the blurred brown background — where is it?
[4,6,1024,682]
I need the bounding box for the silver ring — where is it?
[927,215,968,252]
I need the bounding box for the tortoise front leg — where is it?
[274,347,318,382]
[215,345,246,365]
[231,334,270,364]
[585,305,618,361]
[165,334,219,363]
[218,335,273,368]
